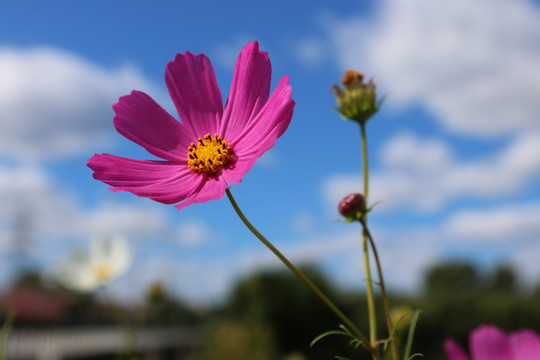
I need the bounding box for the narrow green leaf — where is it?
[408,353,424,359]
[403,310,423,360]
[338,324,354,335]
[311,330,350,347]
[384,310,412,351]
[0,310,16,360]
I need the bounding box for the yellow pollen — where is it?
[187,133,232,174]
[94,265,110,281]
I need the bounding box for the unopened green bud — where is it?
[332,70,383,125]
[390,305,413,332]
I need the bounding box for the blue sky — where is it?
[1,0,540,304]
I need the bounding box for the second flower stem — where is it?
[361,220,399,360]
[360,123,377,349]
[225,188,373,354]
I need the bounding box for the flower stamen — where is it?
[187,133,232,174]
[94,264,110,281]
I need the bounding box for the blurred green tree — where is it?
[222,265,360,360]
[424,262,479,295]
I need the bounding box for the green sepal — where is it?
[366,200,382,214]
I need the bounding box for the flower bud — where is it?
[338,193,366,220]
[390,305,413,332]
[332,70,383,125]
[146,281,166,305]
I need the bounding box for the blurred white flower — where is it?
[55,236,132,292]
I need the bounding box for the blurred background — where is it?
[1,0,539,359]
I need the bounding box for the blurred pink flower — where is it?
[88,41,294,210]
[445,324,540,360]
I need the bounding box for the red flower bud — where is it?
[338,193,366,220]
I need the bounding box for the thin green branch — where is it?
[361,220,399,360]
[360,123,377,351]
[225,188,373,354]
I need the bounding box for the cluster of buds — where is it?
[338,193,366,222]
[332,70,383,125]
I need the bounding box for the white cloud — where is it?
[113,247,280,303]
[0,46,161,160]
[380,133,452,171]
[315,0,540,293]
[328,0,540,136]
[121,226,437,303]
[143,225,440,302]
[372,201,540,291]
[90,197,540,303]
[292,37,326,68]
[0,164,77,243]
[79,203,169,240]
[443,202,540,243]
[0,164,171,258]
[323,131,540,212]
[509,243,540,288]
[175,221,210,247]
[292,213,316,234]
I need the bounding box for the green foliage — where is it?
[197,319,278,360]
[143,283,198,326]
[311,324,364,350]
[217,265,361,360]
[12,261,538,360]
[490,265,516,292]
[197,261,540,360]
[403,310,422,360]
[424,262,479,295]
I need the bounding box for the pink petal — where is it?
[166,51,223,138]
[88,154,203,205]
[113,91,192,161]
[470,325,512,360]
[444,338,470,360]
[510,329,540,359]
[175,174,229,210]
[231,75,294,155]
[220,41,271,141]
[224,75,294,183]
[222,155,258,184]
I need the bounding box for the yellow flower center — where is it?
[94,264,110,281]
[187,133,232,174]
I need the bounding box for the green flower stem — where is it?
[361,219,398,360]
[0,310,15,360]
[360,123,377,349]
[225,188,374,355]
[98,288,138,359]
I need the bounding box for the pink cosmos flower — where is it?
[88,41,294,210]
[444,324,540,360]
